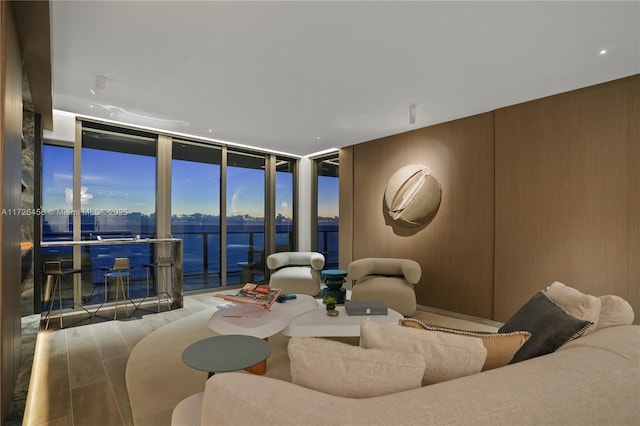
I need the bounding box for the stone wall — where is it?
[20,74,35,316]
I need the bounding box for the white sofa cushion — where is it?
[288,337,425,398]
[359,321,486,385]
[545,281,601,334]
[597,294,635,330]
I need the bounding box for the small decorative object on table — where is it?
[321,269,348,305]
[276,293,297,303]
[323,296,339,316]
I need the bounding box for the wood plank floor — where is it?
[22,292,220,426]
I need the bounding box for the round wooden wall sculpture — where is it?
[384,164,442,227]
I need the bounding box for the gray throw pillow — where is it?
[499,291,592,363]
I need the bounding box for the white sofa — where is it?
[172,324,640,426]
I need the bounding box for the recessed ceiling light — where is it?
[208,129,213,133]
[89,88,97,95]
[316,136,321,140]
[600,49,607,55]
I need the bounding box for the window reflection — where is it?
[41,145,75,310]
[276,158,295,252]
[316,154,339,269]
[172,142,221,291]
[227,151,265,285]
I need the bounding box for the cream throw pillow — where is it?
[359,321,486,385]
[545,281,601,334]
[288,337,425,398]
[597,295,635,329]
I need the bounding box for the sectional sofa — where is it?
[172,282,639,426]
[172,322,639,425]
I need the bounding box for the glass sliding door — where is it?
[80,122,157,300]
[42,144,74,242]
[226,151,265,285]
[41,144,75,310]
[171,141,222,291]
[275,157,295,252]
[316,154,339,269]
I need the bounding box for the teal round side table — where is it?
[182,334,271,377]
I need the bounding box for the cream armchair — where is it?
[348,258,421,316]
[267,252,325,296]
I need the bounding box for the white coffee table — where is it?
[207,294,319,339]
[281,300,404,337]
[208,294,404,339]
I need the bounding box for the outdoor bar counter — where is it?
[40,237,183,312]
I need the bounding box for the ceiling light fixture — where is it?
[600,49,607,55]
[409,104,417,124]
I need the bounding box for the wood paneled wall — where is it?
[494,76,638,321]
[341,75,640,322]
[344,113,495,318]
[1,1,25,421]
[628,76,640,326]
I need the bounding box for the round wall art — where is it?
[384,164,442,227]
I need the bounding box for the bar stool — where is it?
[98,257,131,320]
[43,261,82,329]
[144,255,174,312]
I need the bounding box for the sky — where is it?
[318,175,339,217]
[43,145,301,219]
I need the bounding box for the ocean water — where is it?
[42,224,338,287]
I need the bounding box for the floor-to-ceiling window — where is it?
[41,144,75,309]
[41,122,158,309]
[80,122,157,300]
[315,153,339,269]
[171,141,221,291]
[275,157,295,252]
[42,144,74,242]
[226,151,266,285]
[40,120,297,302]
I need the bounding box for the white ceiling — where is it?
[50,1,640,157]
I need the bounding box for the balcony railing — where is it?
[41,228,338,294]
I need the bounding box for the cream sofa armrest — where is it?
[266,252,290,270]
[171,392,203,426]
[348,258,421,284]
[203,372,437,426]
[400,259,421,284]
[307,252,326,270]
[267,252,325,271]
[347,258,376,281]
[201,373,351,426]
